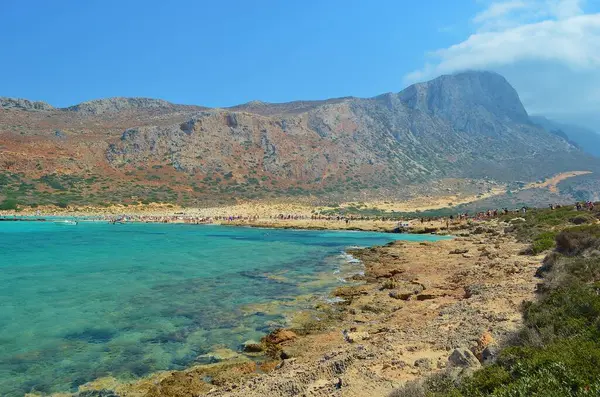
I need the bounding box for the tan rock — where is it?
[344,331,370,343]
[263,329,297,345]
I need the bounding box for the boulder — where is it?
[448,348,481,368]
[389,291,412,300]
[263,329,297,345]
[473,331,495,359]
[481,345,500,364]
[343,330,370,343]
[416,293,439,301]
[414,357,433,370]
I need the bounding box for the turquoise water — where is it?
[0,221,446,396]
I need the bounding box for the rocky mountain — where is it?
[1,71,599,207]
[531,115,600,158]
[0,97,54,111]
[64,97,205,116]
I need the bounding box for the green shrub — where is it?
[56,200,69,209]
[531,231,557,254]
[570,213,596,225]
[414,222,600,397]
[556,225,600,256]
[0,198,18,210]
[519,286,600,346]
[453,365,510,396]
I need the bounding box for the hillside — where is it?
[1,71,599,208]
[531,115,600,157]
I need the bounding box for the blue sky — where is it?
[1,0,478,107]
[2,1,600,130]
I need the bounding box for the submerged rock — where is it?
[242,340,264,353]
[76,391,120,397]
[198,348,241,363]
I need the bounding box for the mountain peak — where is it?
[399,70,530,131]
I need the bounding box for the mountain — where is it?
[63,97,205,115]
[1,71,598,207]
[531,115,600,157]
[0,97,54,111]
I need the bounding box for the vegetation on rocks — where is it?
[0,198,18,210]
[3,71,600,207]
[503,205,599,254]
[391,207,600,397]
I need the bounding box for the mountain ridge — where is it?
[0,71,525,117]
[531,115,600,157]
[1,70,599,207]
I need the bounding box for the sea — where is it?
[0,220,447,396]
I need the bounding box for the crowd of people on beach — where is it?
[91,200,595,227]
[8,201,596,230]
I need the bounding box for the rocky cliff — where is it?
[1,71,598,206]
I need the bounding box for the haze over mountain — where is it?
[1,71,598,207]
[530,115,600,158]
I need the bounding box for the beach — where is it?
[58,218,541,397]
[1,200,471,235]
[2,222,442,397]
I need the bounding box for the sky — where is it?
[1,0,599,130]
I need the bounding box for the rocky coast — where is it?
[56,219,541,397]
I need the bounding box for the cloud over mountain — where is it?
[406,0,600,130]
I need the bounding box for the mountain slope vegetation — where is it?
[1,71,599,207]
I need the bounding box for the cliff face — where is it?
[0,71,598,205]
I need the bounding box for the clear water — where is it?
[0,221,446,396]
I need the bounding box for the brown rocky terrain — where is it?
[2,71,600,209]
[63,220,541,397]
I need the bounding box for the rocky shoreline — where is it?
[55,219,541,397]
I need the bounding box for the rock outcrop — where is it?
[0,97,54,111]
[63,97,201,115]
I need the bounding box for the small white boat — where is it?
[54,220,78,226]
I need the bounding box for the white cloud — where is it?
[548,0,585,18]
[473,1,528,25]
[405,0,600,128]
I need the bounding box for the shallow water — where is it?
[0,221,446,396]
